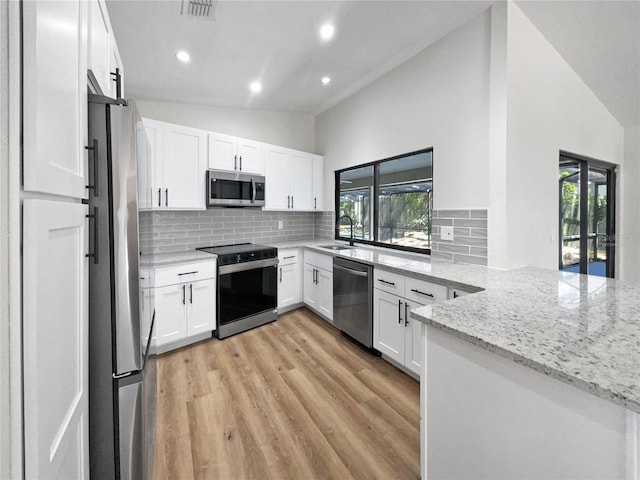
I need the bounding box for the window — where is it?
[335,149,433,254]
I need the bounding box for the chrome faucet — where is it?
[337,214,355,246]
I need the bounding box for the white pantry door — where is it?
[23,199,89,479]
[22,1,88,199]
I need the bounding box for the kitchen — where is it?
[2,1,640,479]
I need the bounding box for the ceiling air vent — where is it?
[181,0,218,21]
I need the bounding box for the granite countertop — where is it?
[140,250,217,267]
[142,241,640,413]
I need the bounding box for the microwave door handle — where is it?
[251,178,256,203]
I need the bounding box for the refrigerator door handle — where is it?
[85,207,99,264]
[118,380,143,480]
[85,138,99,196]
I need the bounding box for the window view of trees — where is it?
[336,149,433,253]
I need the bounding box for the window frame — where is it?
[334,147,433,255]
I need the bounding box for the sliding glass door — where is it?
[559,152,616,277]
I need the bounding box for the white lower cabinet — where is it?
[303,251,333,320]
[278,249,301,311]
[374,269,448,376]
[150,260,216,353]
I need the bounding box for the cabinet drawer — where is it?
[405,276,448,304]
[154,260,216,287]
[304,250,332,272]
[373,268,405,295]
[278,248,300,266]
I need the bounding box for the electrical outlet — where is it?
[441,226,454,241]
[278,220,283,230]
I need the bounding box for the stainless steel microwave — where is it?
[206,169,266,207]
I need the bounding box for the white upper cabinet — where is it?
[264,146,318,211]
[290,151,314,210]
[312,155,324,211]
[88,0,123,98]
[23,0,88,199]
[141,118,207,210]
[208,133,265,175]
[264,145,291,210]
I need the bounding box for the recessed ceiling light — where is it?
[176,50,190,63]
[249,81,262,93]
[320,24,335,41]
[321,76,331,85]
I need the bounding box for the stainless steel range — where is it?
[198,243,278,339]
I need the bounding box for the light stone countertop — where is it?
[143,240,640,413]
[139,250,217,267]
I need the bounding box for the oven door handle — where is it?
[218,258,278,275]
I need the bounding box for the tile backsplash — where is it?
[140,208,489,267]
[430,209,488,266]
[140,209,319,254]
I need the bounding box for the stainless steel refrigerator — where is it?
[87,94,156,480]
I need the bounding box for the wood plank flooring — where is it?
[153,307,420,480]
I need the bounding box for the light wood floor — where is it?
[153,307,420,480]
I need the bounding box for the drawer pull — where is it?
[411,288,434,298]
[283,255,296,260]
[178,271,198,276]
[378,279,395,286]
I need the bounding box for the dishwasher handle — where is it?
[334,263,369,277]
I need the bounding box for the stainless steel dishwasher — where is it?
[333,257,374,349]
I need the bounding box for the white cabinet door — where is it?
[23,0,88,199]
[154,284,186,346]
[88,0,110,95]
[303,263,318,309]
[264,146,290,210]
[237,138,264,174]
[142,120,162,209]
[404,299,424,376]
[162,124,206,210]
[312,155,324,211]
[208,132,237,171]
[107,29,123,99]
[373,289,405,364]
[316,268,333,320]
[278,262,301,309]
[23,200,89,480]
[187,279,216,335]
[290,151,313,210]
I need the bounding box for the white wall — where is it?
[495,3,624,271]
[137,100,316,153]
[620,126,640,283]
[315,10,491,212]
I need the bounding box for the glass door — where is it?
[559,153,615,277]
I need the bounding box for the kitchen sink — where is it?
[318,244,356,250]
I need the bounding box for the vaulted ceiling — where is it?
[107,0,640,126]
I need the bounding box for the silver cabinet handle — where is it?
[378,279,395,286]
[287,195,290,208]
[283,255,296,260]
[239,155,242,171]
[234,154,237,170]
[410,288,434,298]
[165,188,168,207]
[398,300,402,324]
[291,195,294,209]
[190,284,193,304]
[314,197,317,210]
[177,271,198,276]
[405,302,409,327]
[182,285,186,305]
[279,267,282,283]
[158,188,161,207]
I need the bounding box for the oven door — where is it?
[218,258,278,327]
